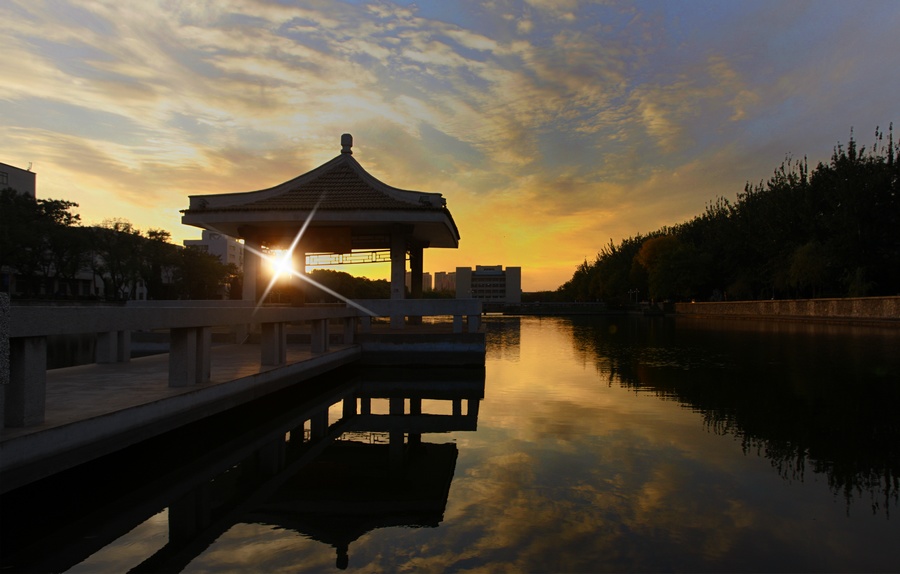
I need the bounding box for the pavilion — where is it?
[181,134,460,307]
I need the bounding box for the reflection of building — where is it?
[456,265,521,303]
[183,230,244,270]
[0,161,36,198]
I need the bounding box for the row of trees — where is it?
[1,189,238,300]
[558,126,899,304]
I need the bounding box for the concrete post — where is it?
[96,331,117,363]
[169,327,197,387]
[195,326,211,382]
[116,330,131,362]
[310,319,328,353]
[97,330,130,363]
[453,315,463,334]
[359,316,372,334]
[390,231,406,329]
[342,316,357,345]
[291,423,307,445]
[0,294,8,428]
[467,397,480,419]
[243,237,261,303]
[310,409,328,440]
[409,245,424,326]
[6,336,47,426]
[292,247,306,305]
[342,396,356,418]
[467,314,481,333]
[261,322,286,366]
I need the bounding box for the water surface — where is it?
[3,315,899,572]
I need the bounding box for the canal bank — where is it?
[674,295,900,325]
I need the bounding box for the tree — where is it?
[558,125,899,301]
[0,188,81,296]
[90,219,144,300]
[141,229,180,299]
[175,247,234,299]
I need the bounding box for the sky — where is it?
[2,1,898,291]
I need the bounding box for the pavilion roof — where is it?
[181,135,460,249]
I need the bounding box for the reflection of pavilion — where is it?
[0,369,483,573]
[249,441,459,570]
[247,370,483,569]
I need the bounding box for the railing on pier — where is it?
[0,294,482,429]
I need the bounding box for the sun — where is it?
[267,249,294,278]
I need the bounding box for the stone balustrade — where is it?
[0,297,483,429]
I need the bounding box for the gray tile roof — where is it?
[187,154,445,213]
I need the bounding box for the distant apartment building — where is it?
[434,271,456,292]
[456,265,521,303]
[184,230,244,270]
[405,271,434,292]
[1,161,36,198]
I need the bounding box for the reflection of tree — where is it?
[484,316,521,361]
[568,315,900,514]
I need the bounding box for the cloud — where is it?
[2,0,898,291]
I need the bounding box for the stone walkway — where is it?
[0,342,359,493]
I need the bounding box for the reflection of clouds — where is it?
[184,522,335,573]
[437,430,772,572]
[174,316,898,571]
[68,511,169,573]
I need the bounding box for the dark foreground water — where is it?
[2,315,899,572]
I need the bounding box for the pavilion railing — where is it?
[0,296,482,428]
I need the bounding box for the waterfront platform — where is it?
[0,340,359,494]
[0,298,485,493]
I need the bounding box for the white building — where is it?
[456,265,521,303]
[184,230,244,270]
[1,161,36,198]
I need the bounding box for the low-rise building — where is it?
[0,161,36,198]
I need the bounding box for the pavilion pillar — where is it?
[409,244,424,325]
[291,247,306,305]
[390,230,407,329]
[243,236,262,303]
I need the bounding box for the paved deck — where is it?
[0,342,360,493]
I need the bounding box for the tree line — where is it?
[557,126,899,305]
[1,189,238,300]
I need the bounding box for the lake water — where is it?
[2,315,899,572]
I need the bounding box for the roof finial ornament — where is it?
[341,133,353,154]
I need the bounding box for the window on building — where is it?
[0,172,7,185]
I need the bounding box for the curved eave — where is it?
[181,208,461,249]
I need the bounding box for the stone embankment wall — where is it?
[674,296,900,323]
